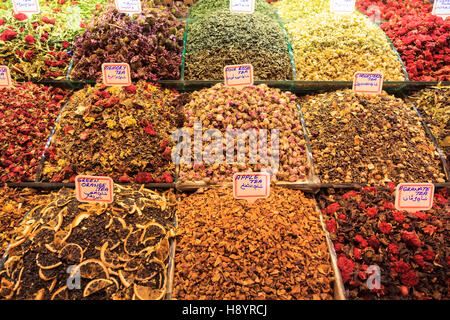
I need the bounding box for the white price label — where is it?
[114,0,142,14]
[75,175,114,203]
[395,183,435,212]
[0,66,12,87]
[233,172,270,202]
[230,0,255,14]
[353,71,383,94]
[224,64,253,88]
[330,0,355,14]
[102,63,132,86]
[12,0,40,14]
[432,0,450,19]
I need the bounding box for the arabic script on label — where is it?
[12,0,40,14]
[230,0,255,14]
[224,64,253,88]
[432,0,450,19]
[233,172,270,202]
[0,66,12,87]
[102,63,132,86]
[114,0,141,14]
[353,71,383,94]
[395,183,435,212]
[75,175,114,203]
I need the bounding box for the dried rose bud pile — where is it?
[0,185,177,300]
[318,186,449,300]
[174,187,334,300]
[357,0,449,81]
[0,82,71,182]
[70,5,185,81]
[178,84,310,185]
[285,12,406,81]
[41,81,187,183]
[301,89,446,184]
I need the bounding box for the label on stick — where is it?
[224,64,253,88]
[233,172,270,202]
[102,63,131,86]
[395,183,435,212]
[75,175,114,203]
[432,0,450,19]
[353,71,383,94]
[114,0,142,14]
[330,0,355,14]
[0,66,12,87]
[12,0,40,14]
[230,0,255,14]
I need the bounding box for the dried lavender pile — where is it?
[301,89,446,184]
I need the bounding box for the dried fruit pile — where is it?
[410,86,450,168]
[70,5,185,81]
[318,186,449,300]
[357,0,450,81]
[301,89,446,184]
[273,0,329,20]
[184,10,293,80]
[178,84,310,185]
[174,188,334,300]
[41,82,188,183]
[0,185,177,300]
[285,12,406,81]
[0,82,71,183]
[189,0,278,19]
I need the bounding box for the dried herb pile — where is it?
[301,89,446,184]
[0,185,177,300]
[41,82,187,183]
[189,0,278,20]
[178,84,310,185]
[410,86,450,168]
[0,82,71,183]
[142,0,191,18]
[285,12,406,81]
[318,186,449,300]
[184,10,293,80]
[273,0,329,20]
[174,187,334,300]
[70,5,185,81]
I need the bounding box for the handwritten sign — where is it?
[224,64,253,88]
[114,0,141,14]
[330,0,355,14]
[432,0,450,19]
[102,63,131,86]
[395,183,435,212]
[75,175,114,203]
[230,0,255,14]
[353,71,383,94]
[0,66,12,87]
[12,0,40,14]
[233,172,270,202]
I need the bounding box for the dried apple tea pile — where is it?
[300,89,446,184]
[41,81,187,183]
[177,84,311,185]
[0,185,177,300]
[318,186,449,300]
[173,188,334,300]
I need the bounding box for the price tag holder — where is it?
[233,172,270,203]
[75,175,114,203]
[12,0,40,14]
[395,183,435,212]
[224,64,253,88]
[432,0,450,19]
[330,0,355,14]
[114,0,142,14]
[353,71,383,94]
[230,0,255,14]
[0,66,12,87]
[102,63,131,86]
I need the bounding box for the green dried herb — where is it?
[189,0,278,20]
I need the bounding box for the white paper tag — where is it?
[114,0,142,14]
[0,66,12,87]
[330,0,355,14]
[12,0,40,14]
[102,63,132,86]
[230,0,255,14]
[224,64,253,88]
[432,0,450,19]
[233,172,270,202]
[353,71,383,94]
[75,175,114,203]
[395,183,435,212]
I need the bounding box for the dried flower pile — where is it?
[285,12,406,81]
[41,82,187,183]
[174,187,334,300]
[178,84,310,184]
[70,5,185,81]
[0,82,71,183]
[318,186,449,300]
[142,0,191,18]
[189,0,278,20]
[301,89,446,184]
[0,185,177,300]
[273,0,329,20]
[184,10,293,80]
[357,0,450,81]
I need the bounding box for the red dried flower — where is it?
[24,35,35,45]
[353,247,362,260]
[0,30,18,41]
[118,174,131,183]
[363,186,377,193]
[414,254,425,267]
[401,270,418,287]
[382,202,395,210]
[14,13,28,21]
[326,202,340,214]
[379,222,393,234]
[358,201,366,210]
[334,242,343,252]
[422,249,435,261]
[392,211,405,223]
[354,235,368,248]
[136,172,153,184]
[42,16,56,24]
[401,231,422,247]
[338,212,347,222]
[343,190,358,199]
[0,18,5,26]
[326,218,337,233]
[368,235,380,250]
[366,207,378,218]
[337,255,355,283]
[62,41,69,49]
[392,260,411,274]
[125,84,137,94]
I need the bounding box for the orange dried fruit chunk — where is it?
[51,286,68,300]
[83,278,114,297]
[58,243,84,264]
[75,259,109,279]
[36,253,62,270]
[118,270,135,288]
[133,283,166,300]
[154,236,170,262]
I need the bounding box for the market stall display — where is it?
[0,185,177,300]
[273,0,329,20]
[189,0,278,19]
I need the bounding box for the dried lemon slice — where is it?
[39,268,58,281]
[30,226,55,244]
[75,259,109,279]
[135,259,165,282]
[118,270,134,288]
[71,213,91,229]
[47,208,65,232]
[34,288,46,300]
[133,283,166,300]
[51,286,68,300]
[154,236,170,262]
[124,230,144,256]
[54,225,72,247]
[83,278,114,297]
[58,243,84,264]
[36,253,62,270]
[100,242,124,269]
